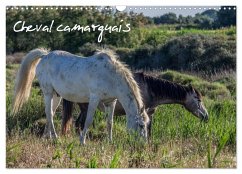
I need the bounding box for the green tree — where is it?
[154,13,178,24]
[201,9,218,21]
[217,6,236,27]
[194,14,213,29]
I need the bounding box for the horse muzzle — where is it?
[201,113,209,122]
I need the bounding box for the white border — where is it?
[1,0,239,174]
[0,0,238,6]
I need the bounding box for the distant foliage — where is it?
[6,6,236,73]
[217,6,236,27]
[193,14,213,29]
[6,6,236,54]
[201,9,218,21]
[152,6,236,29]
[75,31,236,73]
[154,13,178,24]
[6,6,149,54]
[161,34,236,72]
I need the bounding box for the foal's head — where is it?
[183,85,209,122]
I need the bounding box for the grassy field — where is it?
[6,63,236,168]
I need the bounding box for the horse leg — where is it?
[52,93,62,136]
[76,103,88,133]
[62,99,73,135]
[43,93,61,137]
[147,114,153,140]
[52,93,62,114]
[105,100,117,142]
[75,112,82,134]
[147,109,155,140]
[43,93,60,139]
[80,95,100,144]
[75,112,86,134]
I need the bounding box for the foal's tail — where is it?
[12,48,48,114]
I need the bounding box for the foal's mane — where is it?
[95,49,144,110]
[137,72,200,101]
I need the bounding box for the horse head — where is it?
[183,85,209,122]
[135,106,150,140]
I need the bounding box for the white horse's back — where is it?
[36,50,124,103]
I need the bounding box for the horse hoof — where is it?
[42,132,51,139]
[42,132,58,139]
[80,137,86,145]
[51,133,58,139]
[80,140,86,145]
[80,139,86,145]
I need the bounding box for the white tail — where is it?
[12,48,48,114]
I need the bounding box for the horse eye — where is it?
[194,96,201,102]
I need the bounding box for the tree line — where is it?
[6,6,236,54]
[6,7,150,53]
[153,6,236,29]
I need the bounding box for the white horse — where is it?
[12,48,150,144]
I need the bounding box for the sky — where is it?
[124,6,220,17]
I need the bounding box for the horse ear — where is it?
[188,84,194,91]
[188,84,192,88]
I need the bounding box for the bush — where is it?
[78,43,100,56]
[6,52,26,64]
[161,34,236,72]
[214,76,236,97]
[159,70,231,100]
[115,47,134,64]
[114,32,236,73]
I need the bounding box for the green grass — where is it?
[6,64,236,168]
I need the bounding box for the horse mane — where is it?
[137,72,199,101]
[95,49,144,110]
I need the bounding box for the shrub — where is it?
[161,34,236,72]
[6,52,26,64]
[159,70,231,100]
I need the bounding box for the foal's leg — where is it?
[62,99,73,135]
[80,95,100,144]
[76,103,88,133]
[147,109,155,140]
[104,100,117,142]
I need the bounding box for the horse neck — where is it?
[155,98,184,105]
[116,89,141,128]
[118,94,139,117]
[139,75,187,107]
[155,83,185,105]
